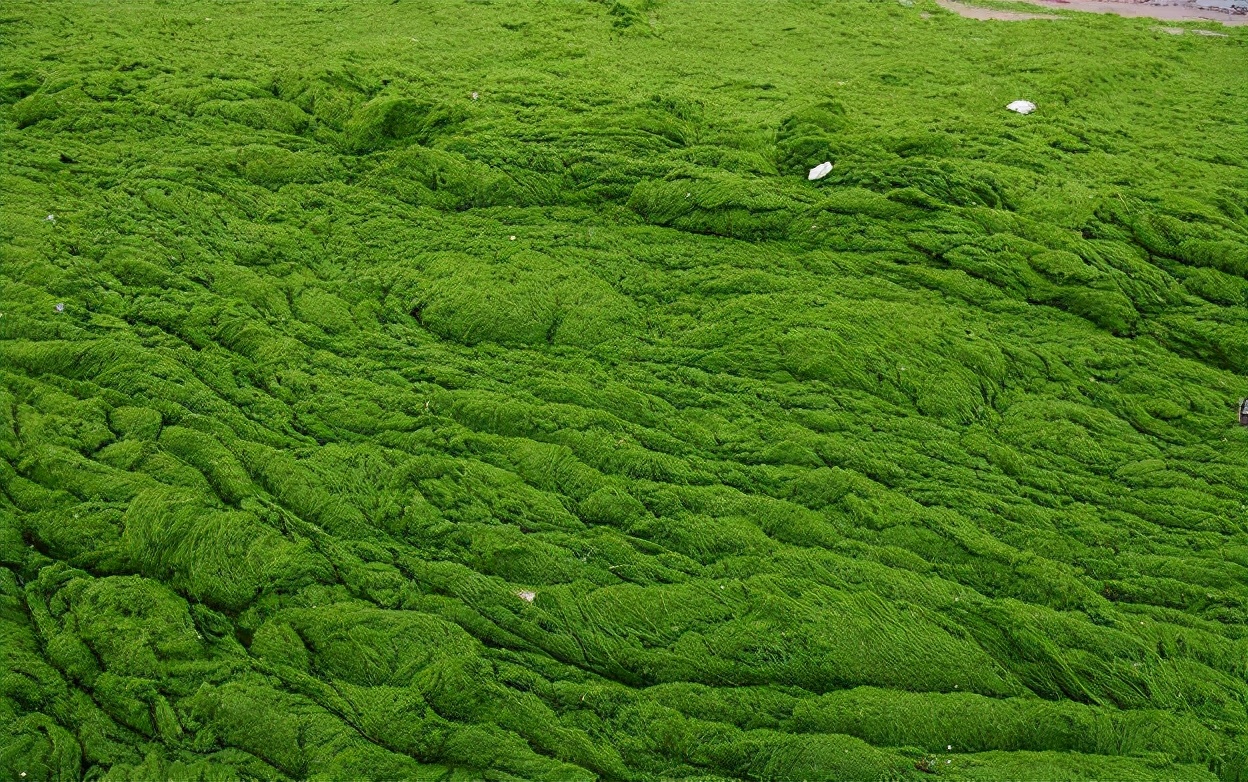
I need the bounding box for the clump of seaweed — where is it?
[1,0,1247,779]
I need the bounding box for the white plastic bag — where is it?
[1007,100,1036,115]
[808,161,833,180]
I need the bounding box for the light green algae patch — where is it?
[1,0,1247,779]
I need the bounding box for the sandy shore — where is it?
[935,0,1063,18]
[938,0,1248,24]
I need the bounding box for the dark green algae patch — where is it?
[2,0,1248,779]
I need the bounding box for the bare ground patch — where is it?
[938,0,1247,25]
[935,0,1062,19]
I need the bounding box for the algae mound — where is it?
[2,0,1248,779]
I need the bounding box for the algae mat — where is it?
[2,0,1248,779]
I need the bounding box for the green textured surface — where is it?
[2,0,1247,779]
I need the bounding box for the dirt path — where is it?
[935,0,1062,19]
[938,0,1247,25]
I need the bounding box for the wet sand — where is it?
[939,0,1248,24]
[935,0,1063,19]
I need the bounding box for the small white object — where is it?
[471,91,479,100]
[517,590,536,602]
[947,745,953,750]
[1007,100,1036,115]
[54,303,64,313]
[808,161,833,180]
[45,214,55,222]
[509,235,516,241]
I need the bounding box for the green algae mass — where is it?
[2,0,1247,779]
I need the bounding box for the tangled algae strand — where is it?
[2,0,1248,779]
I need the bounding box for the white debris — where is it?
[509,235,516,241]
[1007,100,1036,115]
[54,303,65,313]
[45,214,55,222]
[471,91,479,100]
[808,161,833,180]
[517,590,536,602]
